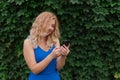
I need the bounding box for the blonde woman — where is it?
[23,12,70,80]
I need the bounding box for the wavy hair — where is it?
[29,12,60,48]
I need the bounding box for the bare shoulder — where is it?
[24,38,31,45]
[23,38,33,49]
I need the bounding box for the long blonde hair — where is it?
[29,12,60,48]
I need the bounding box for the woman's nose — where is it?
[49,26,54,30]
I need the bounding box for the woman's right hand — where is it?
[51,47,62,58]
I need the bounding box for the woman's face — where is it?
[40,18,55,37]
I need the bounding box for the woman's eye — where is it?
[52,24,55,27]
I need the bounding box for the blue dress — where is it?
[28,45,60,80]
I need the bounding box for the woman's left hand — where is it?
[60,44,70,56]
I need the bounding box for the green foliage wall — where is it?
[0,0,120,80]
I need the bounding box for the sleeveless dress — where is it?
[28,45,60,80]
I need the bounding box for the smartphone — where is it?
[62,40,70,46]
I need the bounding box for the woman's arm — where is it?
[56,39,70,70]
[23,39,61,74]
[56,55,67,70]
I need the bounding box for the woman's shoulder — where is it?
[23,38,32,47]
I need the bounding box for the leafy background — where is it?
[0,0,120,80]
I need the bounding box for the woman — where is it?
[23,12,70,80]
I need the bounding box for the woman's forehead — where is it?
[50,18,55,24]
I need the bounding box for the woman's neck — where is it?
[38,37,51,51]
[39,37,47,44]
